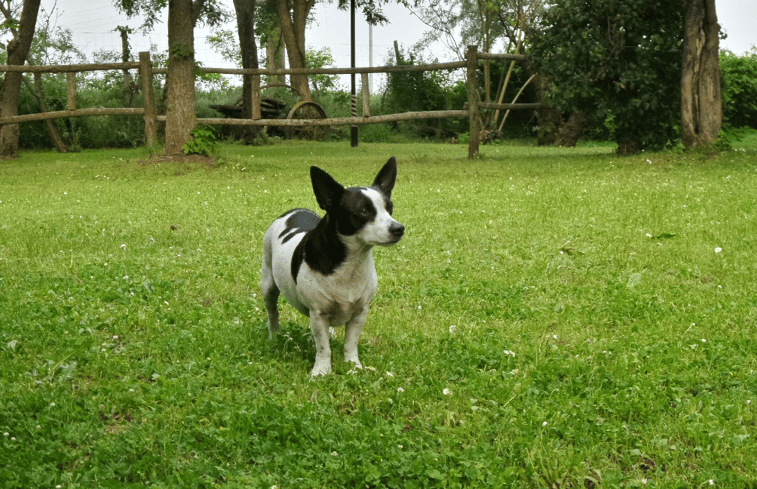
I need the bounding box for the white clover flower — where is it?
[120,244,126,249]
[397,387,404,393]
[542,421,548,427]
[715,247,722,253]
[449,325,456,333]
[443,388,452,396]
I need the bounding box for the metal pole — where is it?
[369,24,373,95]
[350,0,358,147]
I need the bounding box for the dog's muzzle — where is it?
[389,222,405,243]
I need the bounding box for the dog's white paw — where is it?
[348,358,362,368]
[344,351,362,367]
[311,357,333,377]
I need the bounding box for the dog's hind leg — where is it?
[262,282,280,339]
[261,236,280,339]
[343,307,368,369]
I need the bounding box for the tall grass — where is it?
[1,140,756,487]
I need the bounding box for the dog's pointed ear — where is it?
[311,166,344,211]
[372,157,398,199]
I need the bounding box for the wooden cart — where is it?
[209,85,327,139]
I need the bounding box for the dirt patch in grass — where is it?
[138,153,218,167]
[136,153,219,175]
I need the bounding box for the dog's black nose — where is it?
[390,222,405,238]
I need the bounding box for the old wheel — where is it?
[286,101,328,139]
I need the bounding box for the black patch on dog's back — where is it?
[283,209,330,283]
[279,209,320,244]
[292,212,348,283]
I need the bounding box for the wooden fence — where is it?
[0,47,541,158]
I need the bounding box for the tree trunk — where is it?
[531,74,562,146]
[0,0,41,158]
[163,0,197,156]
[265,27,286,85]
[681,0,722,148]
[234,0,259,142]
[118,27,135,107]
[556,111,589,147]
[274,0,314,101]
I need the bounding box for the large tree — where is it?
[681,0,721,148]
[0,0,41,158]
[273,0,392,101]
[530,0,684,154]
[232,0,258,142]
[116,0,225,155]
[273,0,314,100]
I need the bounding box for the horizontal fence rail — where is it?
[0,48,541,158]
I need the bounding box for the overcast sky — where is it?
[7,0,756,80]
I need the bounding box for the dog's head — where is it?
[310,157,404,247]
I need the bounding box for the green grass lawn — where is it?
[1,139,756,487]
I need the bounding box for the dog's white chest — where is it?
[298,254,378,325]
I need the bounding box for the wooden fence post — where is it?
[67,73,77,110]
[139,52,158,148]
[252,74,261,120]
[361,73,371,117]
[466,45,481,159]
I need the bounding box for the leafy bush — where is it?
[530,0,684,154]
[183,124,220,157]
[383,48,467,139]
[720,48,757,129]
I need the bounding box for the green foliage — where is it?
[384,47,467,139]
[1,142,757,487]
[720,48,757,129]
[306,47,342,94]
[183,124,220,157]
[530,0,684,153]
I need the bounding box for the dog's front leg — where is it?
[344,307,368,369]
[310,312,333,376]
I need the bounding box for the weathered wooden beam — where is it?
[361,73,371,117]
[466,46,481,159]
[139,52,157,147]
[191,110,469,127]
[0,108,145,125]
[67,73,77,111]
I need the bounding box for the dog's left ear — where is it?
[311,166,345,211]
[372,157,398,199]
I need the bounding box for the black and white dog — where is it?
[261,157,405,376]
